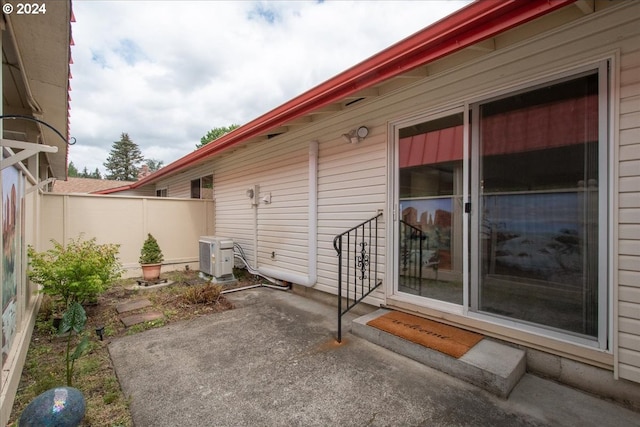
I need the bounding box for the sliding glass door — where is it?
[397,111,464,305]
[394,63,608,345]
[471,71,604,339]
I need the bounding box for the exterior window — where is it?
[191,174,213,199]
[472,70,604,339]
[190,179,200,199]
[156,188,167,197]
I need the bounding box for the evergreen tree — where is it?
[68,161,79,177]
[103,133,144,181]
[146,159,164,172]
[68,162,103,179]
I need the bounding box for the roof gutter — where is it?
[101,0,576,193]
[98,183,134,194]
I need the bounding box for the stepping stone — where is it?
[120,312,164,327]
[116,298,152,314]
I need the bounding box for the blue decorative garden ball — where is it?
[19,387,85,426]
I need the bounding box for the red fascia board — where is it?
[95,184,133,195]
[133,0,576,189]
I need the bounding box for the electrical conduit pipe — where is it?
[258,140,318,287]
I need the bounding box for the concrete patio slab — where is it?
[108,288,639,427]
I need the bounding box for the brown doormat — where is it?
[367,311,483,358]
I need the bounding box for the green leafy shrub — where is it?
[139,233,164,265]
[27,236,122,386]
[27,236,122,307]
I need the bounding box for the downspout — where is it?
[253,188,258,270]
[258,140,318,287]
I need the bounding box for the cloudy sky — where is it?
[69,0,470,176]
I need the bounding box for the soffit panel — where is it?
[5,1,71,178]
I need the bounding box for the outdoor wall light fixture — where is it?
[342,126,369,144]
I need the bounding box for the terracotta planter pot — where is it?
[141,263,162,281]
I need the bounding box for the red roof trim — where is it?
[100,0,576,194]
[65,2,74,180]
[92,183,134,194]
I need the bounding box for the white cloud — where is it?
[68,0,471,175]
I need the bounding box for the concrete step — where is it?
[352,308,526,398]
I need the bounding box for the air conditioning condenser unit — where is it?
[199,236,236,283]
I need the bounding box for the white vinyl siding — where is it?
[111,187,157,197]
[212,138,309,274]
[317,125,387,299]
[617,35,640,382]
[198,119,390,299]
[156,163,214,199]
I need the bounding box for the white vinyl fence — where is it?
[39,193,215,277]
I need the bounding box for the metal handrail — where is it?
[399,220,424,280]
[333,213,383,342]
